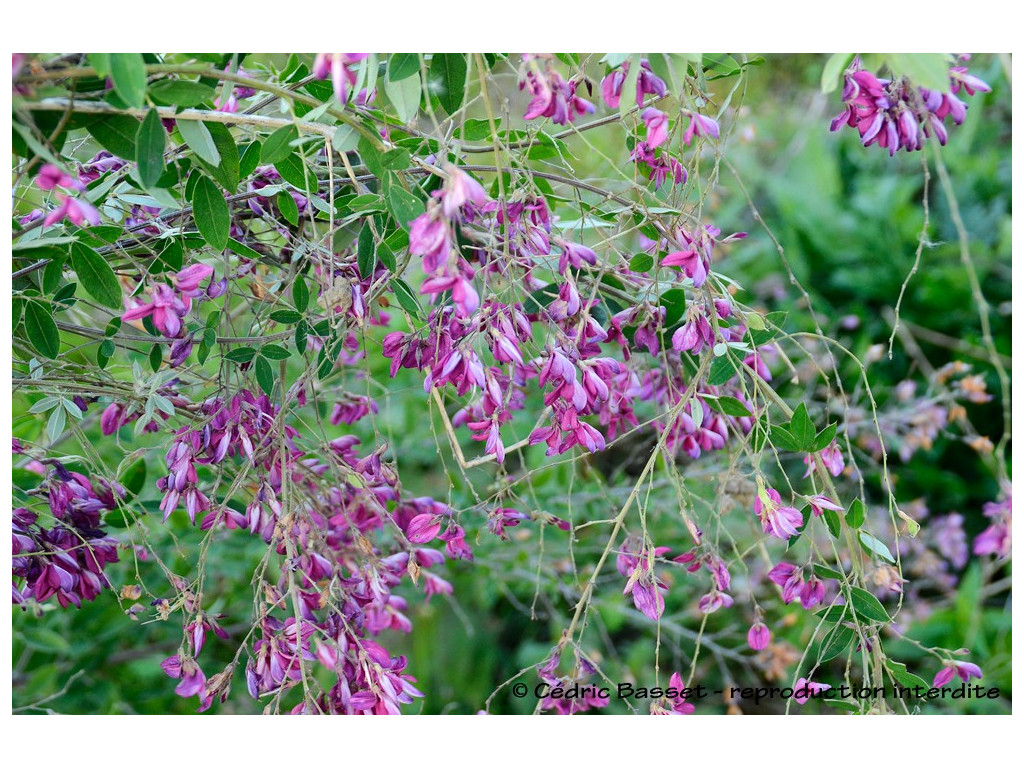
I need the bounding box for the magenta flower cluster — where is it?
[831,56,990,154]
[13,465,122,608]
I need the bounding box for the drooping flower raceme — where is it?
[831,56,990,155]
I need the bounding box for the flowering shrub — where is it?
[11,52,1010,715]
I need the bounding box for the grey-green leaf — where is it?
[859,531,896,564]
[177,119,221,166]
[385,72,422,124]
[109,53,148,108]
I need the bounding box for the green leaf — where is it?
[658,288,688,327]
[88,53,111,78]
[254,355,275,395]
[847,586,892,623]
[385,71,422,124]
[886,53,953,94]
[294,319,309,354]
[811,422,838,452]
[260,344,291,360]
[153,239,184,273]
[769,425,800,452]
[813,564,845,581]
[120,458,148,497]
[292,277,310,312]
[239,140,262,179]
[391,278,423,319]
[149,342,162,371]
[135,109,167,189]
[459,117,498,141]
[431,53,467,114]
[260,125,298,165]
[357,223,377,278]
[708,396,751,418]
[227,238,262,261]
[275,153,315,193]
[387,185,425,229]
[52,282,77,308]
[46,406,67,443]
[818,624,855,663]
[886,660,929,691]
[97,338,115,369]
[224,347,256,364]
[41,251,67,294]
[789,402,816,452]
[388,53,421,81]
[708,354,738,386]
[816,605,849,623]
[149,79,215,107]
[28,397,59,414]
[377,242,397,272]
[646,53,680,92]
[177,119,221,166]
[357,137,411,178]
[109,53,147,108]
[277,190,300,225]
[846,498,866,529]
[821,53,854,94]
[86,115,141,159]
[331,124,359,153]
[269,310,303,324]
[194,122,240,191]
[858,531,896,564]
[191,174,230,250]
[629,253,654,272]
[68,241,122,309]
[822,509,842,539]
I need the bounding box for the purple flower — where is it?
[600,59,667,109]
[440,165,487,219]
[831,57,990,155]
[556,239,597,274]
[683,112,719,144]
[121,263,211,339]
[661,249,707,286]
[35,164,83,191]
[755,486,804,540]
[807,494,843,517]
[661,672,695,715]
[519,54,594,125]
[406,512,442,544]
[768,562,804,604]
[793,677,830,705]
[312,53,369,105]
[747,621,771,651]
[42,195,101,228]
[973,487,1011,559]
[804,441,845,477]
[641,107,669,148]
[933,660,983,687]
